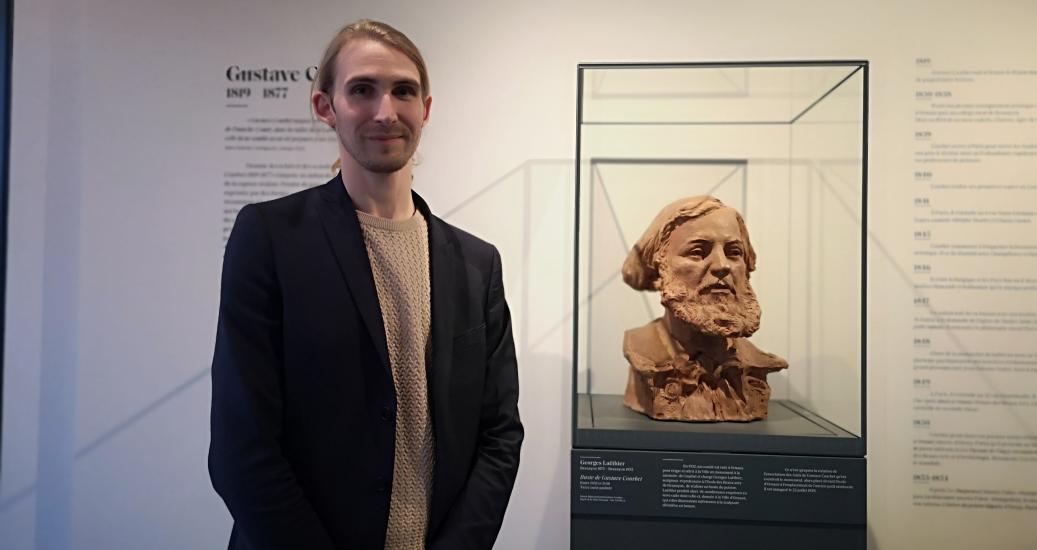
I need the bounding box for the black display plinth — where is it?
[577,394,863,456]
[571,447,866,549]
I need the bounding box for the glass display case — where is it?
[572,61,867,457]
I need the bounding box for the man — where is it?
[620,196,787,421]
[208,20,523,550]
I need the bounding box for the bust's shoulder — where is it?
[623,319,671,364]
[733,338,788,372]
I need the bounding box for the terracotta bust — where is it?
[621,196,787,421]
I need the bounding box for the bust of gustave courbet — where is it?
[621,196,787,422]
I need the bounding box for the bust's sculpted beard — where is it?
[658,264,761,338]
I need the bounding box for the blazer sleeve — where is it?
[429,247,524,550]
[208,205,336,550]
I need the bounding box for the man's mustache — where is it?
[696,278,735,296]
[363,122,411,138]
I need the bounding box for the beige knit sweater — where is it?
[357,209,435,550]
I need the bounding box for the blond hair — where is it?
[313,19,430,99]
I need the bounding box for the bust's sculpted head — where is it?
[622,196,760,338]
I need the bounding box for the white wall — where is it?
[3,1,1037,549]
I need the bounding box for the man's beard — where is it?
[340,123,417,174]
[658,266,761,338]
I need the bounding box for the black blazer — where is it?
[209,175,523,550]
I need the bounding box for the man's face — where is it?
[658,208,761,338]
[315,38,431,174]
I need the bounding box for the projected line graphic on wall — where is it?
[0,151,574,550]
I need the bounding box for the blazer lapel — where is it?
[316,176,390,374]
[416,191,457,536]
[417,192,456,412]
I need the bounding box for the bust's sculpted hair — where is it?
[622,196,757,291]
